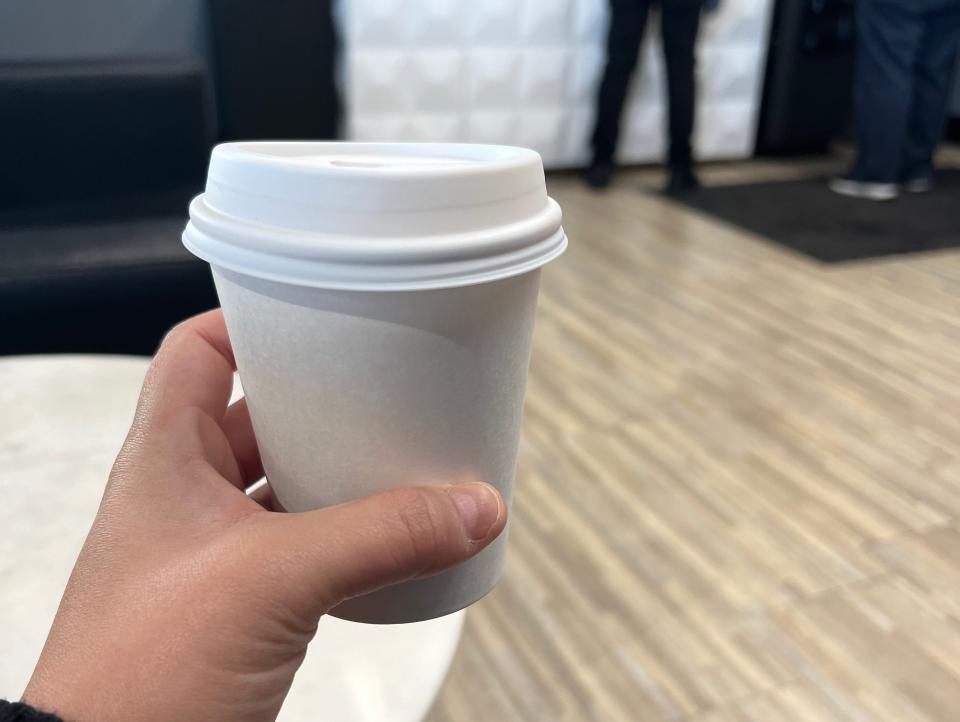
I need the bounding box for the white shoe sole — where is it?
[829,179,899,201]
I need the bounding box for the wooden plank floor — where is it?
[427,153,960,722]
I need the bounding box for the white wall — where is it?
[343,0,775,167]
[0,0,208,62]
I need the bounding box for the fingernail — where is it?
[449,482,502,542]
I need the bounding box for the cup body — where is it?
[213,265,542,623]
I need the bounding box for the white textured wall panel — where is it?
[468,51,521,108]
[412,0,465,45]
[467,0,519,45]
[343,0,774,167]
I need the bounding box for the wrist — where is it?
[20,674,79,722]
[0,699,64,722]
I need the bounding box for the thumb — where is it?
[264,482,507,619]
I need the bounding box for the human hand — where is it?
[22,309,506,722]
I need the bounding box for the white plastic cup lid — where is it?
[182,142,567,291]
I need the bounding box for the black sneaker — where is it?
[664,167,701,195]
[584,161,613,190]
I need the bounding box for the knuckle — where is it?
[155,402,202,438]
[391,487,453,573]
[160,319,192,350]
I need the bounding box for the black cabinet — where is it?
[207,0,341,141]
[756,0,856,154]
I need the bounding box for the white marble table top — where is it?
[0,355,463,722]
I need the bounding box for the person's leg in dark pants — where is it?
[660,0,702,193]
[587,0,651,188]
[834,0,923,199]
[899,2,960,189]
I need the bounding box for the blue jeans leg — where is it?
[851,0,923,183]
[899,4,960,181]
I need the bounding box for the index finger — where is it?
[137,309,237,426]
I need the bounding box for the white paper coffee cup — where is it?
[183,142,566,623]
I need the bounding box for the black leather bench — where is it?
[0,59,219,356]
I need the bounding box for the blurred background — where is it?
[2,1,960,721]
